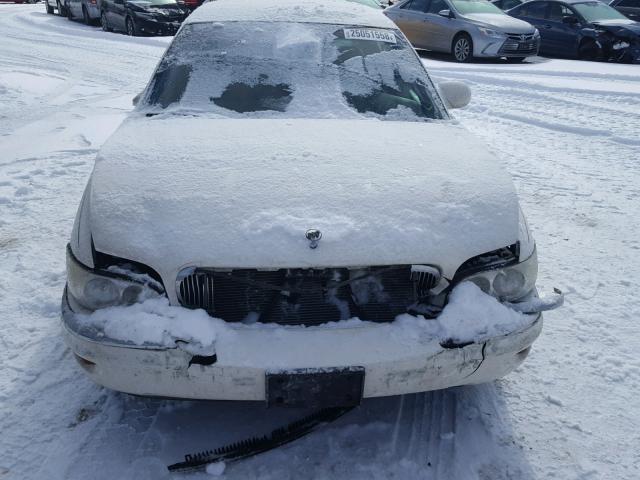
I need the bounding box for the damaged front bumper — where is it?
[61,288,552,402]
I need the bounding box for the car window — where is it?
[573,0,629,18]
[502,0,522,9]
[451,0,504,14]
[403,0,429,11]
[141,22,446,122]
[427,0,450,13]
[547,2,575,20]
[519,1,548,17]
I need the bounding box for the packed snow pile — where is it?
[78,282,534,360]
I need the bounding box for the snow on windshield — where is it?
[141,21,445,121]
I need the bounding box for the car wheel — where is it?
[126,17,138,36]
[578,38,601,61]
[46,0,54,13]
[56,0,65,16]
[101,11,112,31]
[452,33,473,63]
[66,3,73,20]
[82,6,91,25]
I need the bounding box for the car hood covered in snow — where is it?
[87,117,519,289]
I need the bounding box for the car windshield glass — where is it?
[140,22,445,122]
[572,1,628,20]
[451,0,505,14]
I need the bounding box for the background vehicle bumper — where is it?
[61,291,543,402]
[135,16,182,36]
[474,35,540,58]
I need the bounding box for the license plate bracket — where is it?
[266,367,365,408]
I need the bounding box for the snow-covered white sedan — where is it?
[62,0,561,407]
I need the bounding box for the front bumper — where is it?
[474,34,540,58]
[135,15,182,36]
[61,289,543,402]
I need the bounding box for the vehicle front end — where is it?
[128,0,187,36]
[60,7,562,407]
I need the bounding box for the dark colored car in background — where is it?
[508,0,640,62]
[610,0,640,21]
[100,0,189,36]
[491,0,522,10]
[65,0,100,24]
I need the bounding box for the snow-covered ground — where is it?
[1,4,639,479]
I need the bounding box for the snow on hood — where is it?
[89,117,519,292]
[79,282,533,365]
[464,13,535,33]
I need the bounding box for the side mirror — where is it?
[438,81,471,109]
[438,9,453,18]
[132,92,142,106]
[562,16,579,25]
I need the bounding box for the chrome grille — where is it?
[500,34,539,54]
[177,265,441,326]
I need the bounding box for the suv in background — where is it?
[609,0,640,20]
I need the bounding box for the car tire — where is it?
[56,0,65,16]
[82,6,91,25]
[66,3,73,20]
[126,16,138,36]
[578,38,601,61]
[46,1,54,13]
[101,11,112,31]
[452,33,473,63]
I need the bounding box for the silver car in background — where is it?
[385,0,541,62]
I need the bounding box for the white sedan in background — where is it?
[61,0,561,407]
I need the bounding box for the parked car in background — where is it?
[65,0,99,24]
[45,0,66,15]
[100,0,189,36]
[508,0,640,62]
[491,0,523,10]
[609,0,640,21]
[385,0,540,62]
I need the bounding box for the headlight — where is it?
[478,27,505,37]
[533,28,540,39]
[66,246,163,311]
[455,244,538,302]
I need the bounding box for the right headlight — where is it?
[66,245,164,312]
[454,244,538,302]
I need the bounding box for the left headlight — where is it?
[66,246,164,311]
[478,26,505,38]
[454,244,538,302]
[533,28,540,39]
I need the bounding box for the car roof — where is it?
[185,0,395,28]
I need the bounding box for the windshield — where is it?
[573,2,629,21]
[451,0,505,14]
[140,22,445,122]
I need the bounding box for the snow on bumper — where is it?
[61,291,543,401]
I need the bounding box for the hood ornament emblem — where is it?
[305,229,322,249]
